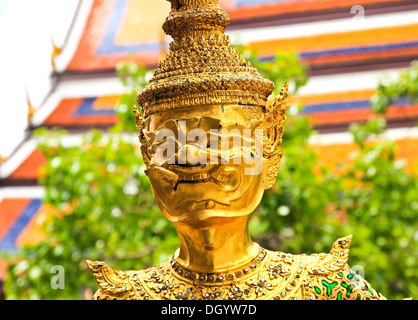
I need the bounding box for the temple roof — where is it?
[64,0,418,72]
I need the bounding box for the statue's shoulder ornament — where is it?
[297,235,385,300]
[303,234,353,276]
[86,260,170,300]
[86,260,140,300]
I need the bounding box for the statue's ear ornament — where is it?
[133,106,151,168]
[263,82,290,190]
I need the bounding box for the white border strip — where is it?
[54,0,95,73]
[298,68,404,95]
[0,186,45,202]
[227,10,418,45]
[309,126,418,145]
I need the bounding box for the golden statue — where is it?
[87,0,385,300]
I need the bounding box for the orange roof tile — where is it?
[43,97,118,127]
[9,150,46,181]
[0,199,31,241]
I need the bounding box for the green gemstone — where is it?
[356,294,361,300]
[341,282,353,298]
[321,280,338,296]
[347,270,359,281]
[337,292,342,300]
[338,272,343,277]
[314,286,321,294]
[362,283,374,296]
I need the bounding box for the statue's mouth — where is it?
[166,163,227,184]
[145,161,242,209]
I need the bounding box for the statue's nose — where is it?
[177,144,206,166]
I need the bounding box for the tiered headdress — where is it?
[136,0,275,117]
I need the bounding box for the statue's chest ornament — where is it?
[135,249,309,300]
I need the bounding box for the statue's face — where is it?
[141,105,269,223]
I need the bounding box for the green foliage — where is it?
[111,60,153,133]
[2,130,178,299]
[2,53,417,300]
[370,61,418,114]
[250,60,418,299]
[349,116,387,149]
[251,114,345,253]
[235,45,309,95]
[252,114,417,299]
[341,122,417,297]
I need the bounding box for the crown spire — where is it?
[163,0,229,41]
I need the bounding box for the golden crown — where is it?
[136,0,275,117]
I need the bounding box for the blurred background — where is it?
[0,0,417,300]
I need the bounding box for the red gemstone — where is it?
[227,274,233,279]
